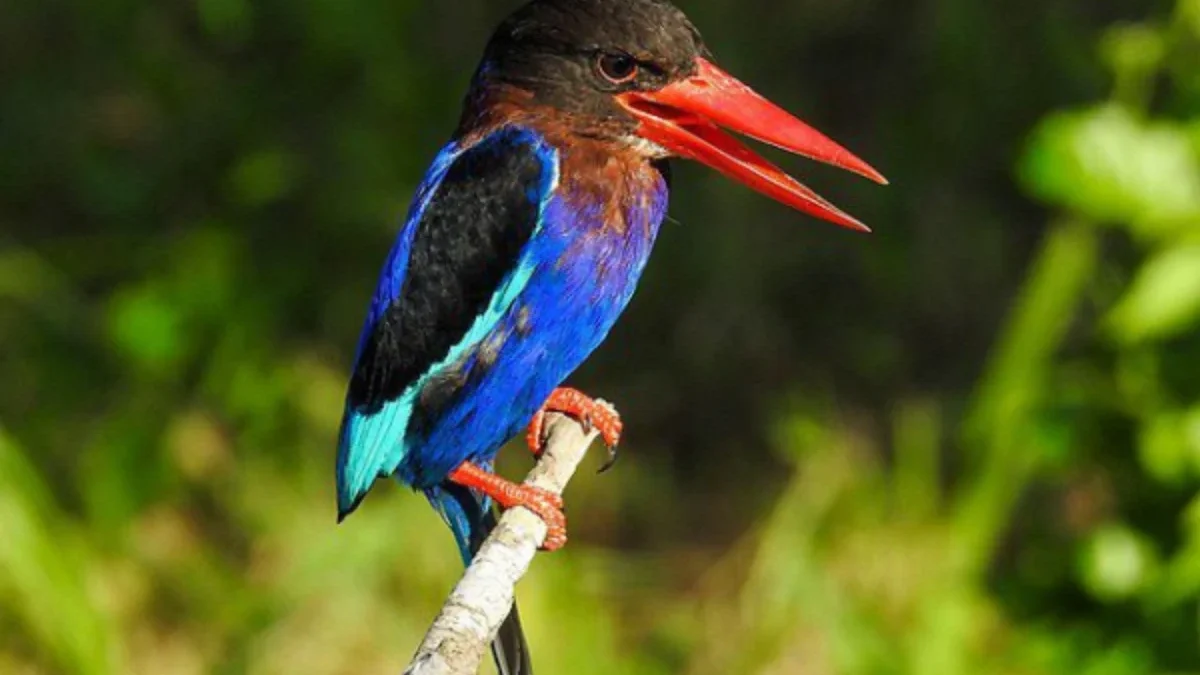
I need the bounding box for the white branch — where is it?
[403,412,604,675]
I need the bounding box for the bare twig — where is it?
[403,412,603,675]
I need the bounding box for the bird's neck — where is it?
[461,85,667,237]
[553,136,666,238]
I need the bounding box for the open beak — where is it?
[617,58,886,232]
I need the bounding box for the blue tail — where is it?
[425,482,533,675]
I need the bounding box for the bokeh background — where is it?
[3,0,1200,673]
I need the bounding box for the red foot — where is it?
[447,461,568,551]
[525,388,622,464]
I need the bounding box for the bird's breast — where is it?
[539,152,669,308]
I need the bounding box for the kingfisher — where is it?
[335,0,885,671]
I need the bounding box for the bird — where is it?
[334,0,886,672]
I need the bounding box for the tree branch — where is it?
[403,412,603,675]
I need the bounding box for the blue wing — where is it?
[337,127,560,518]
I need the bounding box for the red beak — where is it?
[617,58,887,232]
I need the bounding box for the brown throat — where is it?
[460,84,663,236]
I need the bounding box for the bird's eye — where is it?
[596,53,639,84]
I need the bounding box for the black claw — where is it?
[597,444,619,474]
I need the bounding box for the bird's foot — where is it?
[447,461,568,551]
[525,387,622,472]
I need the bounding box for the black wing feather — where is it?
[348,130,548,414]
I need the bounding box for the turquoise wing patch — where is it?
[337,397,416,518]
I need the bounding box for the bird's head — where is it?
[467,0,886,230]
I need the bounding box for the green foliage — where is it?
[1,0,1199,673]
[0,432,115,675]
[1020,105,1200,237]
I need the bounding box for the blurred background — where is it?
[2,0,1199,673]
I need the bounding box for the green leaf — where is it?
[1100,24,1165,109]
[1185,405,1200,475]
[197,0,254,45]
[1137,411,1192,483]
[1180,0,1200,39]
[1020,105,1200,239]
[0,431,115,675]
[227,148,300,207]
[1078,524,1159,602]
[1107,243,1200,343]
[106,284,188,377]
[1101,25,1165,78]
